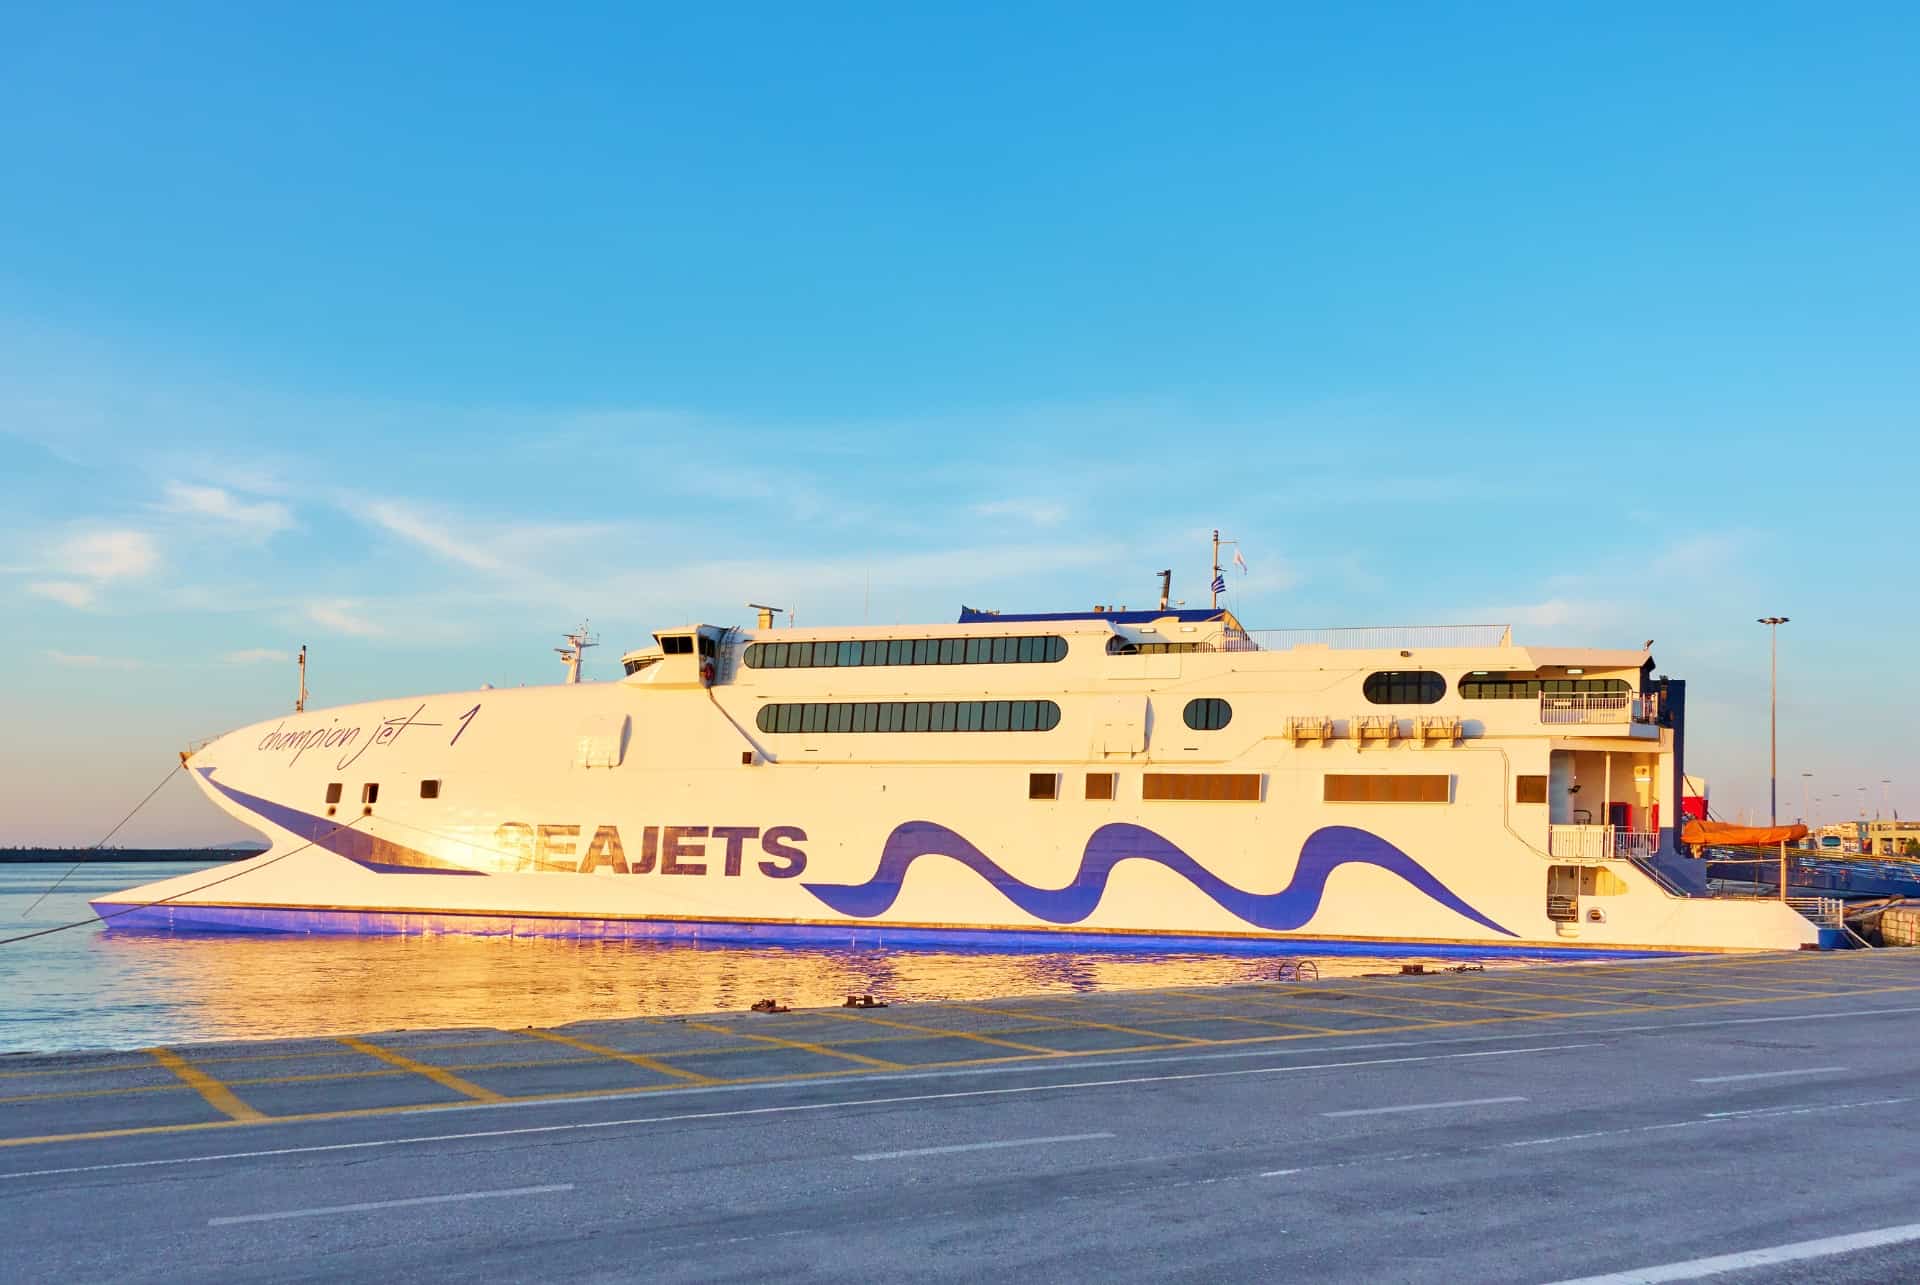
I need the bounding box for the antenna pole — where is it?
[1157,569,1172,611]
[296,644,308,713]
[1211,530,1220,609]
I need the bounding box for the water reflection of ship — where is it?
[86,932,1526,1046]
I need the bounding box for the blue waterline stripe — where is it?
[87,901,1677,960]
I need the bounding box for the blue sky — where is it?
[2,3,1914,843]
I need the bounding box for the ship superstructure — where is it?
[97,607,1826,954]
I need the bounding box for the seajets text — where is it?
[495,823,808,878]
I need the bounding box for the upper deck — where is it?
[617,609,1666,746]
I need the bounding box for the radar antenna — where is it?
[556,622,599,684]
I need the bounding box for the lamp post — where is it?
[1757,617,1789,827]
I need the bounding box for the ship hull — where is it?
[99,620,1826,957]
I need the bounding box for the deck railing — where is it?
[1224,623,1513,652]
[1548,824,1659,861]
[1539,692,1660,725]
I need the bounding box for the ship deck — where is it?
[8,949,1920,1281]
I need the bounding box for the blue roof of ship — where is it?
[957,606,1234,625]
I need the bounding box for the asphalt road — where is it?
[7,953,1920,1282]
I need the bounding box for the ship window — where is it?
[754,699,1061,734]
[698,635,717,658]
[1362,671,1446,704]
[1143,773,1261,801]
[1107,637,1215,655]
[325,782,343,804]
[1323,774,1449,803]
[1459,672,1632,699]
[1516,775,1548,804]
[1029,773,1058,801]
[361,783,380,804]
[1183,698,1233,731]
[420,779,440,800]
[743,635,1068,669]
[1086,772,1117,801]
[661,635,694,655]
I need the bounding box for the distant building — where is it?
[1813,820,1920,856]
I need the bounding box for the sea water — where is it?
[0,862,1547,1053]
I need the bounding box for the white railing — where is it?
[1539,693,1658,725]
[1224,623,1513,652]
[1786,897,1844,928]
[1548,824,1659,861]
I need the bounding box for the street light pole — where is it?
[1757,617,1789,827]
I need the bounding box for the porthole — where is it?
[1182,698,1233,731]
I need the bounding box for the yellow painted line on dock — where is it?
[522,1031,719,1084]
[677,1020,905,1070]
[144,1048,265,1123]
[817,1009,1060,1055]
[0,1061,167,1082]
[336,1036,503,1103]
[948,1003,1199,1044]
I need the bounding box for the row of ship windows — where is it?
[1030,773,1460,803]
[743,635,1069,669]
[756,700,1062,734]
[321,779,439,814]
[315,770,1533,808]
[754,698,1234,735]
[1366,672,1633,704]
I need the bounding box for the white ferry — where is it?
[98,602,1832,956]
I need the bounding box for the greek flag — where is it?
[1211,572,1227,596]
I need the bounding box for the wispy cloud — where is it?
[55,529,158,580]
[222,648,292,664]
[355,499,510,573]
[305,601,384,637]
[971,498,1068,527]
[27,581,97,609]
[160,482,292,538]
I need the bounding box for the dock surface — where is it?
[7,949,1920,1282]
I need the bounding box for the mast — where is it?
[1211,530,1220,609]
[295,644,307,713]
[556,623,599,684]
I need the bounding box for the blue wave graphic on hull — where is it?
[803,822,1517,937]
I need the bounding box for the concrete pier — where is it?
[7,949,1920,1282]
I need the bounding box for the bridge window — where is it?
[1143,773,1261,801]
[661,635,694,655]
[1107,637,1214,655]
[1324,774,1449,803]
[1183,698,1233,731]
[1362,671,1446,704]
[1460,671,1632,699]
[743,635,1066,669]
[755,700,1062,734]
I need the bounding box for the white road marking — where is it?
[7,999,1915,1159]
[1322,1095,1527,1118]
[0,1043,1597,1181]
[853,1132,1113,1161]
[1691,1065,1847,1084]
[208,1183,573,1226]
[1546,1219,1920,1283]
